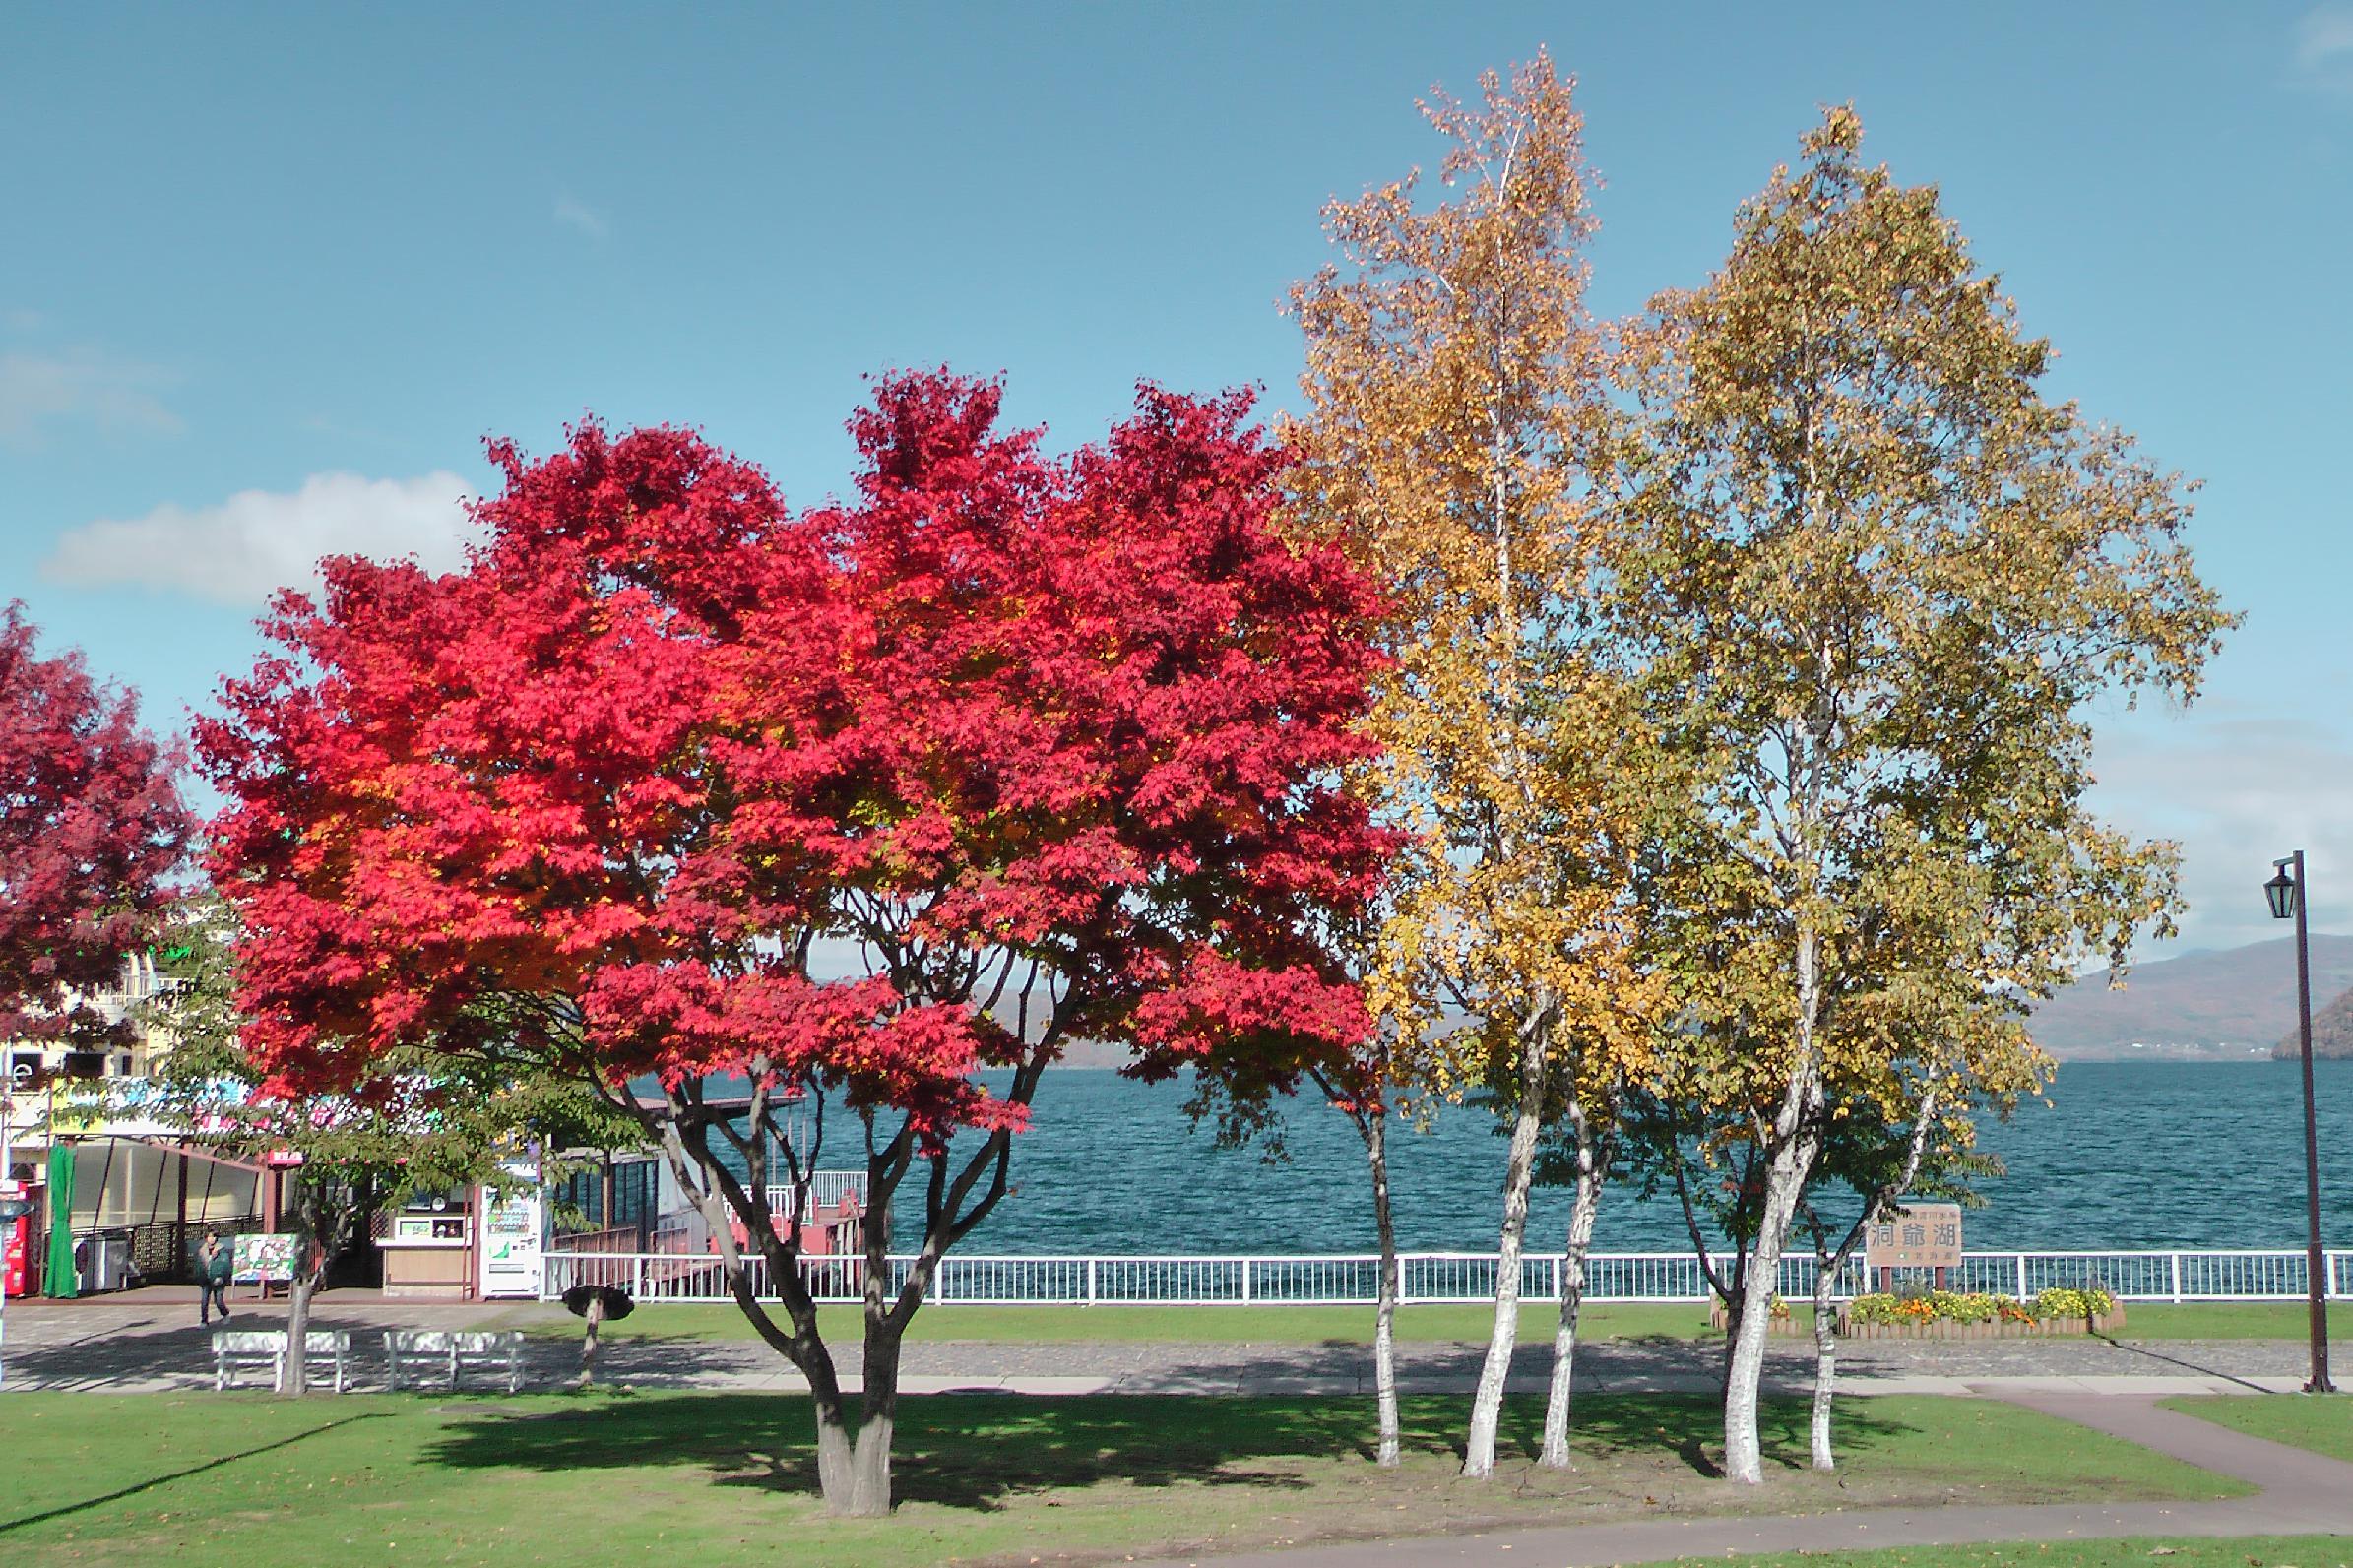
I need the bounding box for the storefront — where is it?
[374,1169,546,1300]
[377,1187,474,1299]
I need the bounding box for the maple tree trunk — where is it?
[1539,1131,1607,1469]
[812,1392,859,1509]
[282,1267,312,1398]
[809,1335,884,1514]
[281,1186,323,1399]
[1811,1233,1838,1472]
[1463,1021,1547,1479]
[844,1314,905,1517]
[811,1150,922,1519]
[1364,1110,1401,1468]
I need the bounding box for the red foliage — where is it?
[202,373,1394,1147]
[0,604,190,1042]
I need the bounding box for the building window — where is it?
[62,1052,106,1080]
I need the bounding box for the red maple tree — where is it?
[201,371,1394,1513]
[0,604,189,1047]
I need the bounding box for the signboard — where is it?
[233,1232,299,1284]
[477,1170,544,1299]
[1864,1201,1963,1272]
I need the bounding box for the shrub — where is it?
[2031,1286,2117,1321]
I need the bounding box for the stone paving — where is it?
[0,1288,2310,1398]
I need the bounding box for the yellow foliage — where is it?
[1287,54,1667,1120]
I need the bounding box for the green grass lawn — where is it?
[2115,1302,2353,1340]
[0,1392,2247,1567]
[501,1297,2353,1345]
[2165,1392,2353,1461]
[1651,1540,2347,1567]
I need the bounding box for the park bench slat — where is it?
[384,1329,526,1394]
[211,1328,350,1394]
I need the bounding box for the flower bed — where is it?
[1706,1287,2124,1339]
[1706,1299,1808,1336]
[1839,1287,2124,1338]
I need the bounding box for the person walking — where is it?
[196,1228,233,1325]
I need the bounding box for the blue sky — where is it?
[4,2,2349,953]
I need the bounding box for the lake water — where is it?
[898,1061,2353,1255]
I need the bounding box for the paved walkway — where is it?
[1137,1392,2353,1566]
[0,1288,2314,1399]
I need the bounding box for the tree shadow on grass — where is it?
[419,1391,1921,1514]
[1503,1393,1916,1477]
[0,1413,390,1535]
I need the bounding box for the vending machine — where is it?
[477,1164,544,1299]
[1,1182,32,1298]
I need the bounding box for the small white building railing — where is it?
[763,1171,869,1215]
[541,1247,2353,1307]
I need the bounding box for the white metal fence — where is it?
[541,1247,2353,1307]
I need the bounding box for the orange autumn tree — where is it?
[1290,54,1669,1478]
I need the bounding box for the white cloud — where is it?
[0,347,181,446]
[553,193,610,239]
[2088,715,2353,952]
[2297,5,2353,86]
[41,470,477,607]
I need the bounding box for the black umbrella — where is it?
[561,1284,635,1322]
[562,1283,634,1386]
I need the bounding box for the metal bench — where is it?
[384,1329,527,1393]
[211,1328,350,1393]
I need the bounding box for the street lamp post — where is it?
[2267,850,2334,1394]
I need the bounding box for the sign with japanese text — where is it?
[1864,1201,1962,1271]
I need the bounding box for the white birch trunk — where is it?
[1462,1027,1547,1478]
[1810,1088,1938,1473]
[1810,1235,1837,1471]
[1366,1110,1402,1467]
[1722,1139,1809,1484]
[1724,904,1827,1484]
[1539,1123,1606,1468]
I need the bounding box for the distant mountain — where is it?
[2278,983,2353,1061]
[2026,934,2353,1060]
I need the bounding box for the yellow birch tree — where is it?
[1289,53,1668,1479]
[1618,106,2234,1486]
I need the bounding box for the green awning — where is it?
[43,1145,76,1298]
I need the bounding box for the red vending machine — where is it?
[0,1182,30,1297]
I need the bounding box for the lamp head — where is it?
[2266,862,2299,920]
